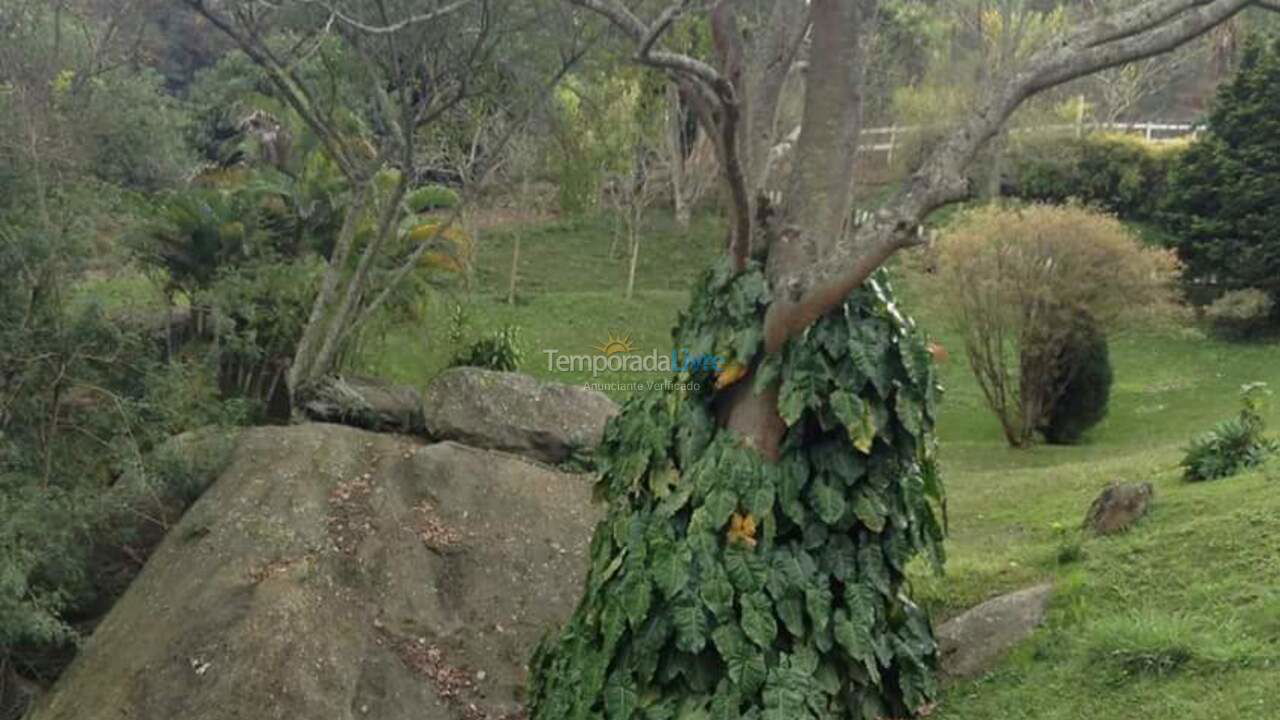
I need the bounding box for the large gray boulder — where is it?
[423,368,618,464]
[28,424,601,720]
[936,583,1054,680]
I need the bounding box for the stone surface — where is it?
[299,375,426,434]
[1083,482,1154,535]
[936,583,1055,680]
[422,368,618,464]
[28,424,601,720]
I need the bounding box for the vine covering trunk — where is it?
[529,261,946,718]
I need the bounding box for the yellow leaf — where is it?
[714,361,748,391]
[727,512,758,549]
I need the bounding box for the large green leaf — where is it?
[809,480,846,525]
[674,599,708,653]
[699,558,735,621]
[605,675,640,720]
[740,591,778,648]
[652,540,693,599]
[724,546,767,593]
[713,626,767,695]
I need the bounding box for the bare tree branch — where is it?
[255,0,476,34]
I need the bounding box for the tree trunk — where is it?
[625,218,640,301]
[667,85,691,229]
[507,233,522,305]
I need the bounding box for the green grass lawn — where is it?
[364,208,1280,719]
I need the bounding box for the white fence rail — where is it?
[856,120,1202,159]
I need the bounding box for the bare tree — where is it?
[180,0,584,404]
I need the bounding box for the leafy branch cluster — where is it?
[529,261,946,720]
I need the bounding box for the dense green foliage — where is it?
[0,230,242,682]
[1161,36,1280,312]
[451,325,526,372]
[1006,133,1183,222]
[1181,383,1277,482]
[529,263,946,720]
[1039,313,1114,445]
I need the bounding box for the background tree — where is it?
[179,0,571,403]
[0,1,240,699]
[1161,33,1280,318]
[529,1,1262,718]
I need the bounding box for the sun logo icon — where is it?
[593,332,636,356]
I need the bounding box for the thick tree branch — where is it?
[709,1,752,268]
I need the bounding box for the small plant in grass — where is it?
[451,325,524,372]
[1181,383,1278,482]
[1050,522,1085,565]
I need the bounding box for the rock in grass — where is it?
[1084,482,1154,535]
[422,368,618,464]
[27,424,600,720]
[936,583,1055,680]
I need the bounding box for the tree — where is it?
[1162,33,1280,315]
[933,205,1176,448]
[179,0,586,404]
[529,1,1263,718]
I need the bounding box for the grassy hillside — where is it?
[366,209,1280,719]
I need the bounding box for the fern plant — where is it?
[528,262,946,720]
[1182,383,1278,482]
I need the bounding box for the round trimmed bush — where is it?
[1040,312,1113,445]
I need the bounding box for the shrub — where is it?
[1160,36,1280,317]
[1007,132,1185,222]
[1204,288,1275,340]
[405,184,460,213]
[451,325,524,372]
[1181,383,1277,482]
[933,204,1179,447]
[1039,312,1114,445]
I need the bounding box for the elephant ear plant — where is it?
[529,261,945,718]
